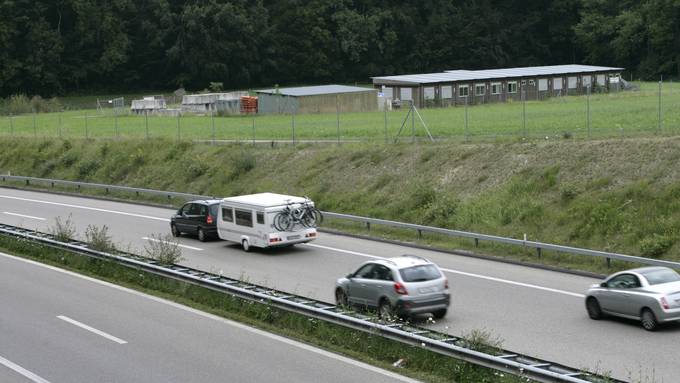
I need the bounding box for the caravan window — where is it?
[256,212,264,225]
[221,207,233,222]
[235,209,253,227]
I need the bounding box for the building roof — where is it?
[256,84,375,97]
[222,193,310,208]
[372,64,625,86]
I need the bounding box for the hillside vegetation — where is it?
[1,137,679,266]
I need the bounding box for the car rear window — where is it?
[641,269,680,285]
[209,204,218,217]
[399,264,441,282]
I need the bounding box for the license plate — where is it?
[419,287,434,293]
[287,235,300,240]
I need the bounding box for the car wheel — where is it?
[432,309,447,319]
[242,239,251,252]
[586,297,602,320]
[335,288,348,307]
[197,228,207,242]
[171,224,180,237]
[378,299,395,322]
[641,308,659,331]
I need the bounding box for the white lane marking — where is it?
[142,237,203,251]
[3,212,46,221]
[306,243,585,298]
[1,253,417,383]
[56,315,128,344]
[0,195,169,222]
[0,355,51,383]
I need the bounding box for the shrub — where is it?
[144,233,183,265]
[459,329,504,355]
[560,184,579,202]
[639,234,674,258]
[51,215,76,242]
[85,224,115,253]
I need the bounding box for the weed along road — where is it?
[1,187,678,381]
[0,253,417,383]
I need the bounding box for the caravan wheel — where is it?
[242,239,251,252]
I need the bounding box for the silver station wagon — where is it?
[585,266,680,331]
[335,255,450,320]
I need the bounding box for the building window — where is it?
[583,75,592,87]
[441,85,452,99]
[458,85,469,97]
[507,82,517,93]
[235,209,253,227]
[401,87,412,101]
[596,74,605,85]
[538,78,548,91]
[475,84,485,96]
[491,83,501,95]
[568,77,577,89]
[221,207,233,222]
[553,77,563,90]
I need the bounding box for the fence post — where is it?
[114,109,119,139]
[464,96,469,142]
[522,86,526,139]
[211,109,215,145]
[145,110,149,139]
[336,95,340,145]
[33,111,37,138]
[9,113,13,136]
[176,113,180,141]
[411,101,415,143]
[292,107,296,146]
[58,111,62,138]
[84,113,88,139]
[252,114,256,145]
[658,78,662,134]
[587,85,591,139]
[384,98,388,143]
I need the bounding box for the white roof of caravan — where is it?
[221,193,309,207]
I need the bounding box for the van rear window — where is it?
[399,265,441,282]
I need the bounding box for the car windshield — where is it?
[641,269,680,285]
[399,264,441,282]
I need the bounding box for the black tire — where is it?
[242,239,251,252]
[197,228,207,242]
[641,308,659,331]
[335,288,348,307]
[432,309,447,319]
[586,297,602,320]
[171,224,180,237]
[378,299,395,322]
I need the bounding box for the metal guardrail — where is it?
[2,174,679,270]
[0,222,622,383]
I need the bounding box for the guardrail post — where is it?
[51,182,54,188]
[25,179,29,186]
[77,184,81,192]
[606,257,611,268]
[474,238,479,247]
[366,222,371,231]
[417,229,422,240]
[105,187,109,194]
[536,247,542,259]
[136,191,140,197]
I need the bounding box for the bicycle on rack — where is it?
[273,197,323,232]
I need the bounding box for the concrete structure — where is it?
[372,64,624,108]
[181,91,248,114]
[130,96,167,115]
[255,85,377,114]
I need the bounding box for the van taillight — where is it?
[206,215,213,224]
[661,297,670,310]
[269,237,282,243]
[394,282,408,295]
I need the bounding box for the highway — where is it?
[1,187,678,382]
[0,251,417,383]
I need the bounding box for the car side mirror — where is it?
[600,282,607,288]
[346,273,354,279]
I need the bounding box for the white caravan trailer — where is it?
[217,193,318,251]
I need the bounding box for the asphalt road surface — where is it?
[1,187,678,382]
[0,252,418,383]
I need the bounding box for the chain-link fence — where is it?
[1,82,677,144]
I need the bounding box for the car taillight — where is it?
[660,296,670,310]
[444,279,449,289]
[206,215,213,224]
[394,282,408,295]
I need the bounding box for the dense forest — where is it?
[1,0,679,96]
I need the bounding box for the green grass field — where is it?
[2,82,678,142]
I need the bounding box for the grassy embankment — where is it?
[1,83,678,142]
[0,232,533,383]
[1,136,679,275]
